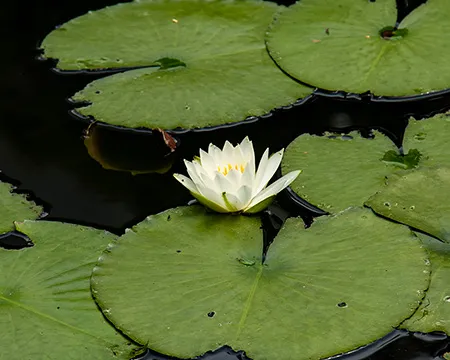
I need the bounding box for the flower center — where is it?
[217,163,245,176]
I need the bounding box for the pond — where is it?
[1,0,450,359]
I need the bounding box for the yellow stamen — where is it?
[217,163,246,176]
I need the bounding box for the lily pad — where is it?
[0,220,136,359]
[0,182,42,233]
[266,0,450,96]
[403,113,450,168]
[91,205,429,360]
[281,131,400,213]
[40,0,312,130]
[402,232,450,334]
[365,167,450,243]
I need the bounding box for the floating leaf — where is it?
[403,113,450,168]
[266,0,450,96]
[91,206,429,359]
[281,131,400,213]
[365,167,450,243]
[0,221,137,359]
[402,232,450,334]
[0,182,42,233]
[41,0,312,130]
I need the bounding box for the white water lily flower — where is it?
[173,137,301,214]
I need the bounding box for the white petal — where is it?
[246,170,301,210]
[199,170,221,193]
[232,142,245,166]
[235,185,253,208]
[189,160,218,191]
[208,144,223,168]
[221,191,242,212]
[224,168,243,190]
[215,173,236,194]
[253,148,269,194]
[253,149,283,197]
[239,137,255,175]
[222,140,235,157]
[197,184,228,211]
[239,137,254,162]
[184,160,203,187]
[241,164,255,189]
[173,174,200,194]
[239,136,251,149]
[199,149,217,176]
[208,143,221,158]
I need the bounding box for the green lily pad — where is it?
[0,182,42,233]
[365,167,450,243]
[40,0,312,130]
[402,232,450,334]
[0,220,137,359]
[281,131,400,213]
[403,113,450,168]
[91,205,429,359]
[266,0,450,96]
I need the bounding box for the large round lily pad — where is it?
[281,131,401,213]
[365,167,450,243]
[403,113,450,168]
[266,0,450,96]
[91,205,429,360]
[0,220,137,359]
[402,232,450,334]
[40,0,312,130]
[0,182,42,233]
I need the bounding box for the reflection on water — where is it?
[0,231,33,250]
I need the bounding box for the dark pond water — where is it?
[1,0,450,359]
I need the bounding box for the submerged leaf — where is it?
[41,0,312,130]
[0,221,137,359]
[84,123,175,174]
[91,206,429,360]
[266,0,450,96]
[365,167,450,243]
